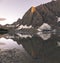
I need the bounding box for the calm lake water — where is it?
[0,32,60,63]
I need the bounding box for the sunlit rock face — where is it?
[31,6,36,13]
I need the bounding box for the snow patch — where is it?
[37,23,51,31]
[16,33,32,38]
[17,25,32,30]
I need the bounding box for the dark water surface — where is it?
[0,32,60,63]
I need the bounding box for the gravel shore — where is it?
[0,47,34,63]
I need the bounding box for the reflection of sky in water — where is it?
[0,37,21,50]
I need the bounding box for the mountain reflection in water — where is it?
[0,32,60,63]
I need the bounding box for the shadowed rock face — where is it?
[22,8,33,26]
[36,4,57,26]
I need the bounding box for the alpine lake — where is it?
[0,27,59,63]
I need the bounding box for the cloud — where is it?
[0,18,6,21]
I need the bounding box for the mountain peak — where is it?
[31,6,36,13]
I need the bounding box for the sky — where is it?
[0,0,52,25]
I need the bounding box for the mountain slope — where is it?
[22,6,43,28]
